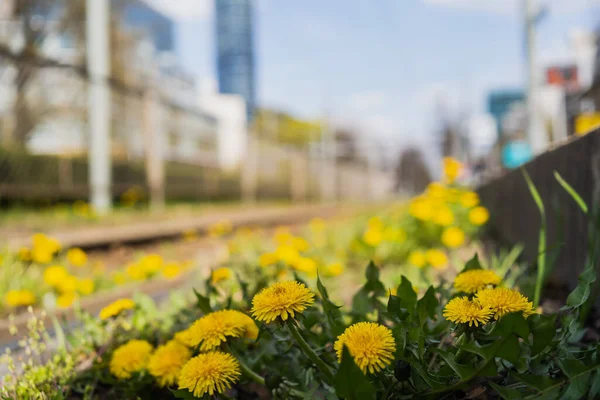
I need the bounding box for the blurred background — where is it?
[1,0,599,213]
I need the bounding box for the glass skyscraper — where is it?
[215,0,256,122]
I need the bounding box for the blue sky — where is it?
[151,0,599,150]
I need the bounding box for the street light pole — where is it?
[524,0,546,154]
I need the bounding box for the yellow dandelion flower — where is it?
[67,248,88,267]
[426,249,448,269]
[382,227,406,243]
[31,247,53,264]
[363,227,383,247]
[441,227,465,248]
[259,252,278,267]
[18,247,31,262]
[325,262,344,277]
[148,340,191,387]
[475,287,535,320]
[109,339,153,379]
[56,275,78,294]
[409,197,434,221]
[43,265,68,287]
[140,254,163,275]
[408,250,427,268]
[162,263,183,280]
[251,281,315,323]
[460,191,480,208]
[57,292,77,308]
[275,245,300,265]
[112,271,128,285]
[32,233,61,254]
[454,269,501,294]
[77,278,95,295]
[292,257,318,276]
[469,206,490,226]
[5,289,36,307]
[334,322,396,374]
[99,298,135,320]
[443,157,462,183]
[211,267,232,285]
[443,297,492,327]
[178,352,241,397]
[126,263,146,281]
[291,237,310,252]
[182,310,257,351]
[432,207,455,226]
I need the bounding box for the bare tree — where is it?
[395,147,432,195]
[4,0,86,146]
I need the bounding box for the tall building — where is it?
[215,0,256,122]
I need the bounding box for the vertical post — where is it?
[86,0,111,213]
[142,88,165,210]
[319,114,336,203]
[524,0,546,154]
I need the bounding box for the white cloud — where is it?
[143,0,213,20]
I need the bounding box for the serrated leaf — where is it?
[566,267,596,308]
[417,286,438,325]
[489,382,524,399]
[529,314,556,356]
[352,287,371,316]
[512,372,561,391]
[193,288,212,314]
[461,253,483,273]
[397,276,417,313]
[432,348,474,379]
[589,370,600,400]
[561,371,591,400]
[478,359,498,377]
[317,274,344,336]
[498,334,520,364]
[334,346,376,400]
[457,339,501,360]
[387,294,409,321]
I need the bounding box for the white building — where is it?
[0,1,223,169]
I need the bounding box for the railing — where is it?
[477,130,600,291]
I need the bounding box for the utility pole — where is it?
[86,0,112,213]
[524,0,546,154]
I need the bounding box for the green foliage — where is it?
[522,169,547,308]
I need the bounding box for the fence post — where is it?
[142,88,165,210]
[242,132,258,203]
[290,151,308,203]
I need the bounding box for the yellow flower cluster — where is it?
[408,249,448,269]
[444,270,535,326]
[362,216,407,247]
[258,228,322,276]
[5,289,36,307]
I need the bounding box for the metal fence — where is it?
[477,130,600,291]
[0,48,394,206]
